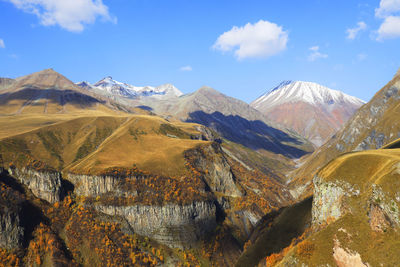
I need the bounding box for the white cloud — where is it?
[212,20,288,60]
[308,46,328,62]
[7,0,116,32]
[180,65,192,72]
[375,0,400,40]
[346,21,367,40]
[377,16,400,40]
[375,0,400,18]
[0,39,5,48]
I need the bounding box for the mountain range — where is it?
[1,67,399,266]
[77,76,183,99]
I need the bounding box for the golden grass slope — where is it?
[0,114,208,177]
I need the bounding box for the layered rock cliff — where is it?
[0,208,24,249]
[9,167,62,203]
[0,170,24,249]
[94,201,217,249]
[67,174,137,197]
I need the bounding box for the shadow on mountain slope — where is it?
[0,87,105,107]
[186,111,309,158]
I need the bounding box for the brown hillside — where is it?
[0,69,130,115]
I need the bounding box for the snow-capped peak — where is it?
[76,77,183,99]
[251,81,365,108]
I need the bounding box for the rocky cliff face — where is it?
[94,201,217,249]
[185,144,242,197]
[0,208,24,249]
[68,174,137,197]
[312,176,360,226]
[0,169,24,249]
[9,168,62,203]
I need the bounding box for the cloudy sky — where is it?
[1,0,400,102]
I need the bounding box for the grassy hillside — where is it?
[0,114,208,177]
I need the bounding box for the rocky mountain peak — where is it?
[252,81,364,108]
[13,68,79,90]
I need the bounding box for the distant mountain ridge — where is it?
[0,69,131,115]
[251,81,364,146]
[153,86,314,159]
[77,76,183,99]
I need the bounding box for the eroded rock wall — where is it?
[9,168,62,203]
[94,201,217,248]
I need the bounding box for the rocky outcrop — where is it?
[333,239,368,267]
[9,168,62,203]
[312,173,400,230]
[312,176,360,226]
[67,174,137,197]
[193,125,221,142]
[186,144,242,197]
[0,171,24,249]
[0,208,24,249]
[94,201,217,249]
[368,184,400,230]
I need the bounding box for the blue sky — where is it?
[1,0,400,103]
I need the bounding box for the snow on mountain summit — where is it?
[251,81,365,147]
[251,81,365,109]
[76,77,183,99]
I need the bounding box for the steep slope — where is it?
[152,86,314,160]
[290,68,400,199]
[251,81,364,147]
[0,69,129,115]
[270,145,400,266]
[77,76,183,100]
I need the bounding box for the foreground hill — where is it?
[251,81,364,147]
[289,69,400,199]
[236,140,400,266]
[262,143,400,266]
